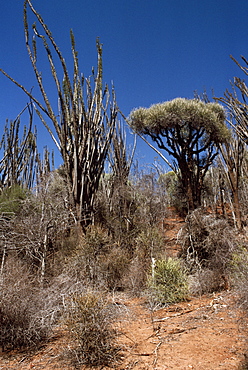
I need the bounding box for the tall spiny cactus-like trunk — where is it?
[0,104,38,189]
[1,0,118,228]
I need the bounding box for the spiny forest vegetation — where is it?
[0,0,248,368]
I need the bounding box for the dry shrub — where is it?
[64,290,120,367]
[189,268,227,296]
[65,225,130,291]
[100,246,130,291]
[231,246,248,310]
[124,256,148,296]
[64,225,111,287]
[0,257,57,351]
[178,209,237,294]
[232,246,248,370]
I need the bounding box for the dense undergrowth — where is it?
[0,178,248,369]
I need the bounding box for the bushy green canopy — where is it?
[129,98,229,143]
[129,98,230,211]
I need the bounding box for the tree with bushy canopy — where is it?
[129,98,230,211]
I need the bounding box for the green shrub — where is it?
[0,184,27,215]
[148,257,188,305]
[64,291,119,367]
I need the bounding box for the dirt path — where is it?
[118,291,247,370]
[0,291,247,370]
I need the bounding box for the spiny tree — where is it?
[219,135,244,229]
[129,98,230,212]
[109,120,136,187]
[215,55,248,228]
[96,121,137,240]
[0,0,118,228]
[0,104,38,189]
[217,55,248,143]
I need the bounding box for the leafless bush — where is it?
[178,209,237,294]
[64,290,120,367]
[188,268,228,296]
[230,245,248,311]
[231,238,248,369]
[0,257,59,351]
[134,170,168,227]
[124,256,148,296]
[0,172,72,285]
[100,246,130,291]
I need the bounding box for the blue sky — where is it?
[1,0,248,169]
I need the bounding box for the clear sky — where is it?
[1,0,248,169]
